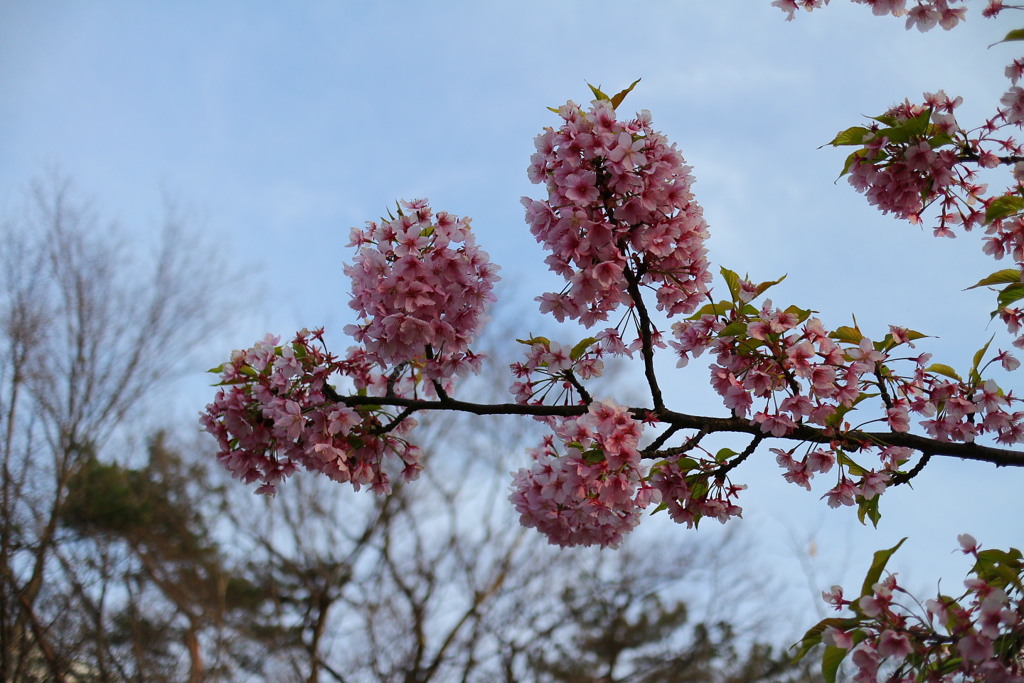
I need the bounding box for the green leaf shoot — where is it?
[926,363,963,382]
[967,269,1022,290]
[860,537,907,598]
[570,337,599,361]
[986,195,1024,224]
[822,645,849,683]
[609,78,641,109]
[828,126,874,147]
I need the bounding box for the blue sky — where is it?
[2,0,1021,624]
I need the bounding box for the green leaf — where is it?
[878,328,929,351]
[714,448,737,463]
[609,78,641,109]
[207,364,225,374]
[821,645,849,683]
[581,448,605,464]
[860,538,907,598]
[828,126,873,147]
[648,501,669,515]
[239,365,259,378]
[824,393,876,432]
[871,114,899,127]
[570,337,599,361]
[825,403,857,430]
[928,131,955,149]
[830,325,863,345]
[516,336,550,347]
[986,195,1024,224]
[687,475,709,500]
[839,149,869,178]
[587,82,609,101]
[688,300,732,319]
[991,27,1024,46]
[720,267,742,301]
[784,304,814,324]
[790,617,858,663]
[970,334,995,384]
[212,377,249,387]
[673,457,699,471]
[967,268,1022,290]
[973,547,1024,593]
[998,283,1024,309]
[905,108,933,136]
[754,274,786,298]
[838,450,865,477]
[932,594,966,632]
[719,321,749,338]
[926,363,963,382]
[856,495,881,528]
[872,109,932,145]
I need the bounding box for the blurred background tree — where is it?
[0,174,233,681]
[1,175,822,682]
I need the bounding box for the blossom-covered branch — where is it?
[203,90,1024,543]
[794,536,1023,681]
[198,2,1024,679]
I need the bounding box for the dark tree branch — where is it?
[371,406,419,436]
[561,370,593,406]
[643,423,684,455]
[874,367,894,411]
[332,393,1024,468]
[891,452,933,486]
[714,434,765,478]
[622,266,665,411]
[959,150,1024,166]
[645,429,708,460]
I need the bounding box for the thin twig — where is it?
[715,433,765,479]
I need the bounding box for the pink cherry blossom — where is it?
[824,626,854,649]
[958,533,979,554]
[201,328,422,496]
[509,400,652,547]
[877,629,914,660]
[345,200,499,379]
[773,0,973,30]
[814,537,1024,680]
[524,99,711,332]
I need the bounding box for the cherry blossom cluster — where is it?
[647,454,746,528]
[798,536,1024,682]
[772,445,909,515]
[345,199,499,381]
[193,4,1024,677]
[509,400,657,547]
[691,279,1021,439]
[834,92,991,236]
[771,0,1006,30]
[200,329,421,495]
[522,95,711,329]
[829,79,1024,345]
[980,60,1024,270]
[671,271,1023,515]
[509,335,605,407]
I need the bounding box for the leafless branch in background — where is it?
[0,173,236,681]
